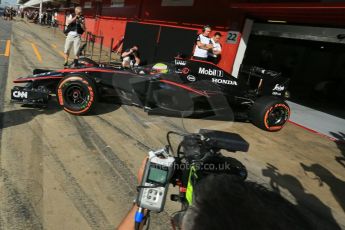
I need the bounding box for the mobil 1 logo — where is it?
[198,67,223,77]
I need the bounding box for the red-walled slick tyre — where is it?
[57,75,97,115]
[249,96,290,131]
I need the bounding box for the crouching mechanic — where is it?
[117,158,313,230]
[63,6,85,66]
[121,45,141,68]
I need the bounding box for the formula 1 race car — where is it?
[11,57,290,131]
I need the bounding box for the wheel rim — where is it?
[64,84,89,109]
[266,106,289,127]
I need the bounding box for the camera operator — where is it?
[117,158,313,230]
[63,6,85,66]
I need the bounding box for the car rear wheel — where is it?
[249,96,290,131]
[57,75,97,115]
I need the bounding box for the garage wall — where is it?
[96,17,127,48]
[57,15,242,72]
[85,16,97,34]
[121,23,241,72]
[58,0,246,72]
[96,0,140,18]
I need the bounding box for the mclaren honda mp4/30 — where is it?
[11,58,291,131]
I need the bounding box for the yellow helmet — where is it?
[151,63,168,74]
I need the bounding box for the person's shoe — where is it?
[63,60,68,66]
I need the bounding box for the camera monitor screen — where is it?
[148,166,168,184]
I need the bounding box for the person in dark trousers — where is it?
[193,25,213,61]
[207,32,222,64]
[4,7,10,20]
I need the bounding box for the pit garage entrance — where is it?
[242,23,345,140]
[243,23,345,119]
[231,3,345,140]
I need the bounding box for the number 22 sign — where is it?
[226,31,240,44]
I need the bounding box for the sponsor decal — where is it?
[182,67,190,75]
[264,103,290,130]
[175,59,187,66]
[187,75,196,82]
[57,88,64,105]
[212,78,237,85]
[12,91,28,99]
[272,92,282,96]
[35,72,51,76]
[198,67,223,77]
[273,84,285,91]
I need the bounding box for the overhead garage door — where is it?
[123,22,160,65]
[123,22,197,65]
[155,26,197,62]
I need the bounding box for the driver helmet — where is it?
[151,63,168,74]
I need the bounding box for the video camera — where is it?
[135,129,249,217]
[76,15,84,24]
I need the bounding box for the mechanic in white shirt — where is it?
[193,25,213,61]
[208,32,222,64]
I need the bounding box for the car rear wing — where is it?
[239,65,290,98]
[240,65,282,78]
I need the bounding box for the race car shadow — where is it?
[87,102,121,116]
[148,107,235,121]
[0,101,120,130]
[0,103,60,130]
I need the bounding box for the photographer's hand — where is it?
[117,157,148,230]
[138,157,148,184]
[80,20,86,30]
[66,15,77,25]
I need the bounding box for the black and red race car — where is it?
[11,58,290,131]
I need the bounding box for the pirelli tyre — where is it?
[249,96,290,131]
[57,75,97,115]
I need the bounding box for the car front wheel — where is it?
[57,74,97,115]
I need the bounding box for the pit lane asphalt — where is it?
[0,19,11,117]
[0,19,173,230]
[0,19,344,230]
